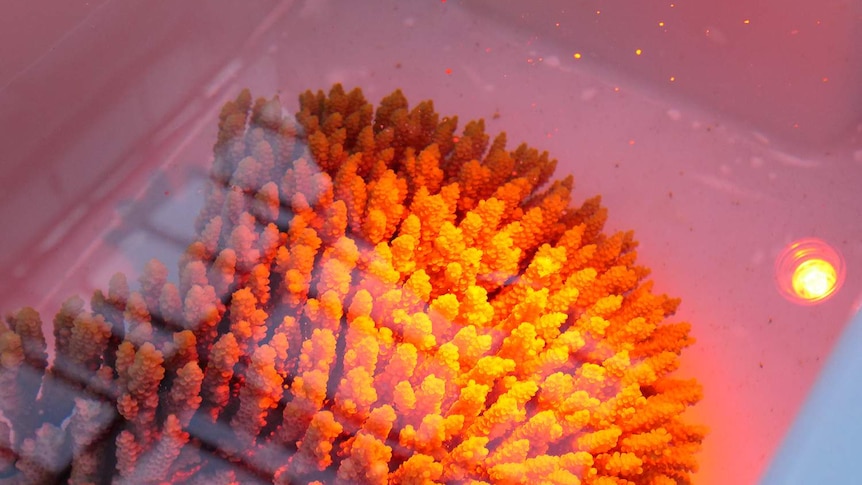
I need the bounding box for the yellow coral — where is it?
[0,85,705,484]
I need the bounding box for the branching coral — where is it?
[0,85,706,484]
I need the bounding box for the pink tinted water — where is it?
[0,1,860,483]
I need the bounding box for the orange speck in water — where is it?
[635,48,643,56]
[658,21,665,27]
[573,52,582,59]
[743,19,751,25]
[669,75,677,82]
[613,86,621,92]
[445,68,452,75]
[628,139,636,146]
[821,77,829,83]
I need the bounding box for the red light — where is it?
[775,238,845,305]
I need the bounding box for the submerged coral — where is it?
[0,85,705,484]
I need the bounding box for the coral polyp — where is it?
[0,85,705,484]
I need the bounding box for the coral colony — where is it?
[0,85,705,484]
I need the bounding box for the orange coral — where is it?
[0,85,705,483]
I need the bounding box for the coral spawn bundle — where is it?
[0,85,706,484]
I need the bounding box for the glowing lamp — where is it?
[775,238,845,304]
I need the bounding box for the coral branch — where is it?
[0,85,705,484]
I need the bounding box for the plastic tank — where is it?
[0,1,859,483]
